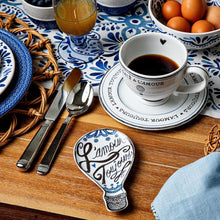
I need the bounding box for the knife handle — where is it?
[16,120,53,171]
[37,116,72,175]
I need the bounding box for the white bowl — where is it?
[97,0,137,15]
[148,0,220,49]
[22,0,57,29]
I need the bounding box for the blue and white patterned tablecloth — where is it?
[1,0,220,118]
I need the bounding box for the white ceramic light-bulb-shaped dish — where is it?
[74,129,135,212]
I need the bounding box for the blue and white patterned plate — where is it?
[99,63,208,130]
[0,28,32,117]
[0,39,15,95]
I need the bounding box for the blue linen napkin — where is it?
[151,152,220,220]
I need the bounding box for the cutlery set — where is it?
[37,81,94,175]
[16,68,94,174]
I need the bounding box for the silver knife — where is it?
[16,68,81,171]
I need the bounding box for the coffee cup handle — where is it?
[173,65,208,96]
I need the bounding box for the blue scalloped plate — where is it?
[0,29,32,117]
[0,39,15,95]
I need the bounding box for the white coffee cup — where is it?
[119,33,208,106]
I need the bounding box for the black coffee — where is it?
[128,54,179,76]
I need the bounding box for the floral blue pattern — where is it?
[1,0,220,118]
[82,128,117,142]
[0,39,15,92]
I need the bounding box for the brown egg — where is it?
[205,6,220,29]
[191,20,215,33]
[162,0,182,21]
[167,16,191,32]
[181,0,206,23]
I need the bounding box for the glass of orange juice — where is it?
[53,0,102,63]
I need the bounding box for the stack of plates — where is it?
[0,28,32,117]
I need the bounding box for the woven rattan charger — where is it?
[0,12,62,147]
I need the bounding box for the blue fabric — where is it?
[151,152,220,220]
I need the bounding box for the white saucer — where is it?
[99,63,208,130]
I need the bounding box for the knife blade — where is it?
[16,68,81,171]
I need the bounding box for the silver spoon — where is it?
[37,81,94,175]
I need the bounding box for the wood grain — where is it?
[0,97,218,219]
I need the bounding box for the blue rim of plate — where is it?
[0,28,32,117]
[0,38,15,95]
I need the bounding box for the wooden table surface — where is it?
[0,96,218,219]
